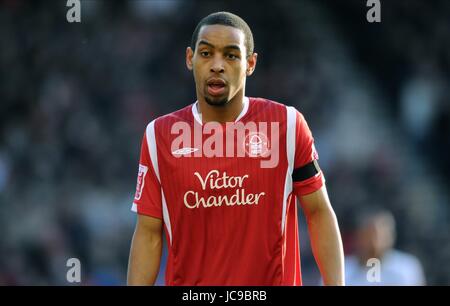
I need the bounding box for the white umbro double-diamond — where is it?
[172,147,199,156]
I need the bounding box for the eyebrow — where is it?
[197,40,242,53]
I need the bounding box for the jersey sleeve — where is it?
[131,131,163,219]
[292,110,325,197]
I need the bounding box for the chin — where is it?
[205,96,229,107]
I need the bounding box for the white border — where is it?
[281,106,296,234]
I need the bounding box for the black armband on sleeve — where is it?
[292,160,321,182]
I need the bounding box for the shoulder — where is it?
[249,96,292,113]
[384,249,425,285]
[248,97,306,122]
[145,104,194,131]
[385,250,423,269]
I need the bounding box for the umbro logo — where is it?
[172,147,199,156]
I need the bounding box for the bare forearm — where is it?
[127,228,162,285]
[306,207,345,285]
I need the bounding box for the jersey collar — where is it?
[191,96,250,125]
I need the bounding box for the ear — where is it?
[246,52,258,76]
[186,47,194,71]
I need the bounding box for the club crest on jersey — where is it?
[134,164,148,200]
[244,132,270,157]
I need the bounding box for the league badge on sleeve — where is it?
[134,164,148,200]
[312,143,319,160]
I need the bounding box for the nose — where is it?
[210,54,225,73]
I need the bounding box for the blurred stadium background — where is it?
[0,0,449,285]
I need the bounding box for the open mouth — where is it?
[207,78,226,96]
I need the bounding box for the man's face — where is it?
[356,216,395,259]
[186,24,257,106]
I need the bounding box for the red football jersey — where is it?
[132,97,325,285]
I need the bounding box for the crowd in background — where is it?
[0,0,448,285]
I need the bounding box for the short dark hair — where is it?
[354,207,396,233]
[191,12,254,57]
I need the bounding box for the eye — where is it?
[226,53,239,60]
[200,51,210,57]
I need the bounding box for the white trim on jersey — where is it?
[130,120,173,245]
[191,96,250,125]
[146,120,160,182]
[192,102,203,125]
[146,120,173,245]
[281,106,296,234]
[161,191,172,244]
[235,96,250,121]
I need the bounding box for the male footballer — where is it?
[127,11,345,286]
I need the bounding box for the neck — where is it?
[197,91,246,123]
